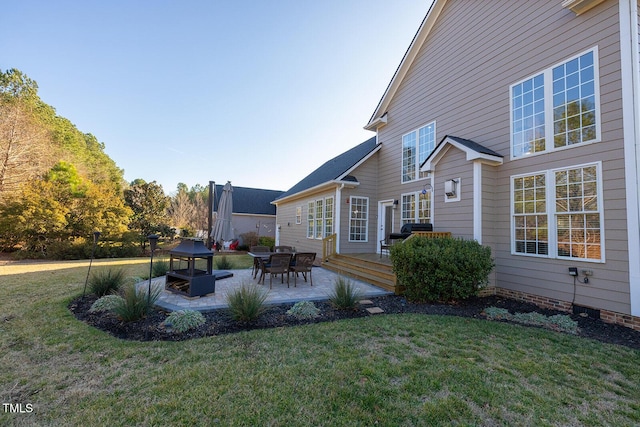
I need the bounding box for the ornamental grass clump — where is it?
[226,284,267,322]
[163,309,205,333]
[152,259,169,278]
[286,301,321,320]
[89,294,124,313]
[89,268,126,297]
[112,283,162,322]
[391,236,494,302]
[215,255,233,270]
[328,277,363,310]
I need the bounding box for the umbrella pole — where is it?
[208,181,215,250]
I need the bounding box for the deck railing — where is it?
[405,231,452,241]
[322,233,337,261]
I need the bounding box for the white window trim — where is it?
[510,161,605,263]
[295,206,302,224]
[401,121,436,184]
[509,46,601,161]
[401,190,433,224]
[307,197,334,239]
[348,196,369,242]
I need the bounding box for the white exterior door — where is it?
[377,200,395,254]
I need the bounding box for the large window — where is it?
[402,122,435,182]
[511,163,602,261]
[307,197,333,239]
[401,191,432,225]
[349,196,369,242]
[511,48,599,159]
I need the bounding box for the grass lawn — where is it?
[1,258,639,426]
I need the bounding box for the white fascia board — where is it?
[335,144,382,181]
[365,0,448,129]
[562,0,607,15]
[420,138,503,173]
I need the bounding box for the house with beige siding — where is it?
[275,0,640,330]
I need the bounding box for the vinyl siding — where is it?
[340,153,379,254]
[275,188,336,256]
[432,148,474,239]
[377,0,629,313]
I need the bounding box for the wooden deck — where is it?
[321,253,397,293]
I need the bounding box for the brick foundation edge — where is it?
[479,286,640,332]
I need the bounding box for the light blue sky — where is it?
[2,1,432,194]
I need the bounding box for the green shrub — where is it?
[89,294,124,313]
[328,277,363,310]
[112,283,162,322]
[258,236,275,249]
[226,284,267,322]
[89,268,126,297]
[152,258,169,277]
[286,301,320,320]
[163,310,206,333]
[391,237,494,302]
[215,255,233,270]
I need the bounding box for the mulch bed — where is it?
[68,294,640,349]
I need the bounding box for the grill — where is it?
[166,239,215,298]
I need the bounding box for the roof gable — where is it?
[365,0,448,130]
[420,135,503,172]
[214,185,283,216]
[274,136,380,202]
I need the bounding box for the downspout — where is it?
[335,183,345,254]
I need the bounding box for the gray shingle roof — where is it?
[443,135,503,158]
[274,136,379,201]
[214,185,283,216]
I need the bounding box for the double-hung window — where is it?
[511,48,599,159]
[349,196,368,242]
[511,162,603,261]
[401,191,432,225]
[307,197,334,239]
[402,122,436,182]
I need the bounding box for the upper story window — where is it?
[402,122,435,182]
[511,48,599,159]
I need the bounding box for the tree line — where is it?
[0,69,210,259]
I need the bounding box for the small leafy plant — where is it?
[286,301,320,320]
[112,283,162,322]
[89,268,126,297]
[226,284,267,322]
[215,255,233,270]
[328,277,363,310]
[89,294,124,313]
[163,309,205,333]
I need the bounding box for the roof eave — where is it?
[272,181,358,205]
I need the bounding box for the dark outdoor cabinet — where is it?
[166,239,215,297]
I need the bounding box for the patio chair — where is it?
[250,245,271,277]
[274,245,293,253]
[257,253,292,288]
[289,252,315,287]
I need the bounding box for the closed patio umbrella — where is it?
[211,181,234,245]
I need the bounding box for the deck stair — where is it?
[322,254,397,293]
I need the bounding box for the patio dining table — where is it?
[247,251,296,279]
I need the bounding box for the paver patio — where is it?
[143,266,392,312]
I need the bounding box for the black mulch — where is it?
[68,295,640,349]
